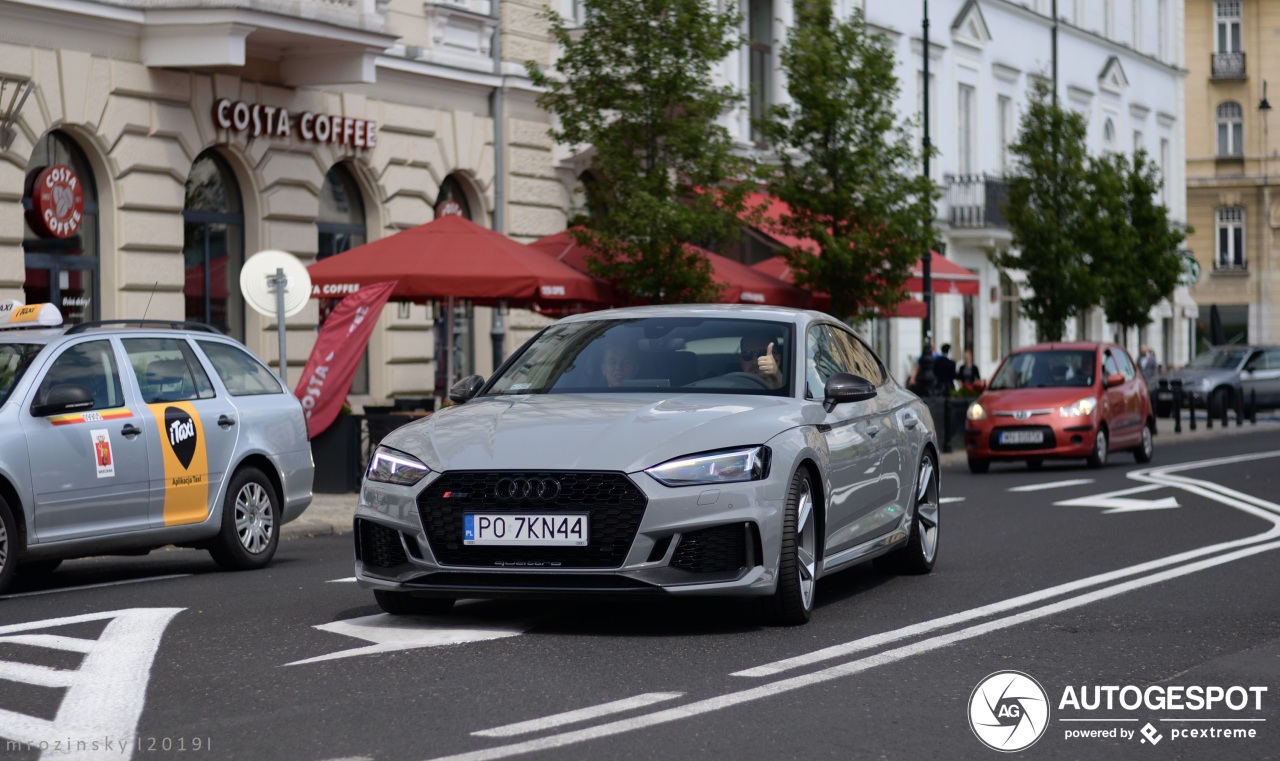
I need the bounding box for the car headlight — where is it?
[966,402,986,421]
[366,445,431,486]
[1059,397,1098,418]
[645,446,769,487]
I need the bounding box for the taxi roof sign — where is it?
[0,301,63,327]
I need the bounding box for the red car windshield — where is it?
[988,350,1096,389]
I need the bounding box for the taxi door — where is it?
[19,338,153,542]
[119,337,240,528]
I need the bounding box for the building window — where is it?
[1216,207,1245,270]
[317,164,370,395]
[958,84,976,174]
[1217,102,1244,156]
[23,131,100,324]
[1216,1,1241,54]
[1103,0,1114,38]
[1157,0,1168,59]
[435,176,472,220]
[1133,0,1142,49]
[1103,118,1116,150]
[1133,130,1144,153]
[1072,0,1082,25]
[1160,137,1170,205]
[748,0,773,144]
[183,151,244,339]
[997,95,1013,174]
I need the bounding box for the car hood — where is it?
[978,386,1098,410]
[1155,367,1233,385]
[381,393,819,473]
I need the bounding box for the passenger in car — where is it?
[740,333,784,389]
[600,340,641,387]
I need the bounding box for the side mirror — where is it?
[448,374,485,405]
[1104,373,1126,389]
[1244,360,1259,373]
[824,372,876,412]
[32,383,96,417]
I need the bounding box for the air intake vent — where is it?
[670,524,748,574]
[359,519,409,572]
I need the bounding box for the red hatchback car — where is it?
[964,342,1155,473]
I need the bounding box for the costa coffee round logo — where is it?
[30,165,85,239]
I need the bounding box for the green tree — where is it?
[527,0,749,304]
[994,80,1097,341]
[1087,151,1186,333]
[760,2,938,321]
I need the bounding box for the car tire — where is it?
[0,496,17,595]
[1026,459,1044,471]
[209,467,281,571]
[967,458,990,474]
[760,469,817,626]
[877,452,939,575]
[374,590,455,616]
[1087,427,1109,469]
[1133,422,1154,464]
[18,559,62,576]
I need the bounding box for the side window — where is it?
[1103,352,1120,377]
[197,341,285,396]
[1113,349,1137,380]
[123,337,216,403]
[1264,350,1280,370]
[832,328,884,384]
[34,340,124,411]
[805,325,845,399]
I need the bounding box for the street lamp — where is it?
[915,0,937,396]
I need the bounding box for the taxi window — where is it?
[123,338,216,403]
[34,340,125,411]
[197,341,285,396]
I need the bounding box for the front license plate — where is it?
[999,430,1044,445]
[463,514,589,546]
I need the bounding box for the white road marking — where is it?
[286,613,534,666]
[939,497,965,504]
[423,540,1280,761]
[0,608,183,761]
[0,574,192,599]
[327,577,358,583]
[473,693,685,738]
[1008,478,1095,492]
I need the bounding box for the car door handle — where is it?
[218,415,236,429]
[866,425,881,438]
[121,424,142,438]
[903,413,919,429]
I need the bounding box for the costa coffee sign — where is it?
[213,99,378,148]
[27,165,85,239]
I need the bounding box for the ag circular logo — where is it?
[969,670,1051,752]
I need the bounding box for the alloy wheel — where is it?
[795,480,816,611]
[235,482,275,554]
[916,457,939,564]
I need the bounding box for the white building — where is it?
[713,0,1193,378]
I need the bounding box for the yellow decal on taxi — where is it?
[150,402,211,526]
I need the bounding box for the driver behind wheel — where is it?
[739,332,785,389]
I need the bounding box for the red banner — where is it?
[295,280,397,438]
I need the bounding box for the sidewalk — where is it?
[283,410,1280,541]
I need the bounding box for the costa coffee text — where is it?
[213,99,378,148]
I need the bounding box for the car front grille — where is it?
[988,426,1058,451]
[417,471,648,568]
[358,519,410,572]
[670,524,749,574]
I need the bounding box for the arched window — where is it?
[1217,102,1243,156]
[1103,118,1116,150]
[435,175,472,220]
[183,151,245,338]
[317,164,370,394]
[23,131,100,323]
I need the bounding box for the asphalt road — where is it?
[2,429,1279,761]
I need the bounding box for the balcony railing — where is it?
[1211,52,1247,80]
[946,174,1008,229]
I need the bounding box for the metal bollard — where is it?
[1172,382,1182,434]
[1221,394,1230,427]
[1251,389,1258,425]
[1235,388,1244,426]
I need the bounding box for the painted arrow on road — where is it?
[286,610,535,666]
[1055,484,1181,514]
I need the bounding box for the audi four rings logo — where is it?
[969,671,1051,752]
[495,477,562,501]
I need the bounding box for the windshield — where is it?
[1186,348,1248,370]
[485,317,795,397]
[0,342,45,407]
[988,350,1096,390]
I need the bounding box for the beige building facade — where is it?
[1,0,565,410]
[1185,0,1279,348]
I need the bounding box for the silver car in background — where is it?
[0,313,313,593]
[355,305,940,625]
[1153,345,1280,418]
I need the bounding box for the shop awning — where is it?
[307,215,609,307]
[751,256,928,319]
[530,230,810,308]
[908,251,981,297]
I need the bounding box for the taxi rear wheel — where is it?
[374,590,455,615]
[0,497,17,594]
[209,467,280,571]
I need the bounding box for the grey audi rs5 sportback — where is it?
[354,305,940,624]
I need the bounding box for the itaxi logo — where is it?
[969,672,1269,751]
